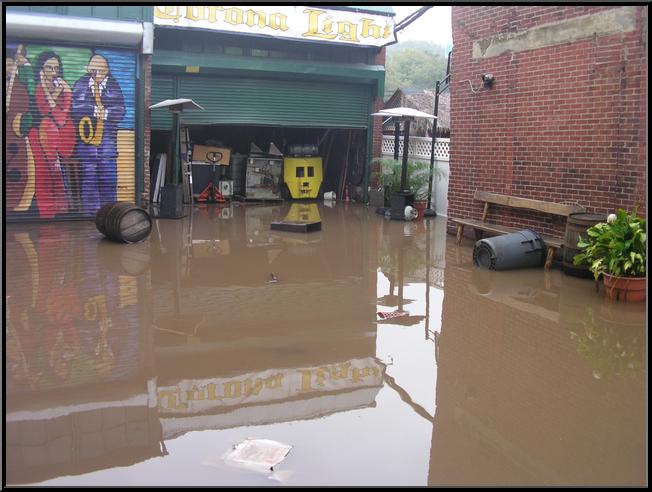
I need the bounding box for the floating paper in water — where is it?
[223,438,293,472]
[377,310,409,320]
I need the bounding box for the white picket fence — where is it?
[381,135,449,161]
[381,135,450,217]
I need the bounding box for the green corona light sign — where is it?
[154,6,395,47]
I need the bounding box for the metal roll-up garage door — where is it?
[5,41,137,220]
[152,76,371,129]
[151,76,174,130]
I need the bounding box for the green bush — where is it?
[371,157,436,202]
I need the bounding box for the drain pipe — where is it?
[427,80,441,212]
[427,51,451,213]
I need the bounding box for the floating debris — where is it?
[267,273,279,284]
[223,438,293,472]
[377,310,410,320]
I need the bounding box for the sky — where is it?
[391,6,452,48]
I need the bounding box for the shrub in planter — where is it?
[573,207,646,301]
[371,158,436,206]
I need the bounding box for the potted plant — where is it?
[572,207,646,302]
[371,158,435,217]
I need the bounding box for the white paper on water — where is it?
[223,438,293,470]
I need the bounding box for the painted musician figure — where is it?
[28,51,76,219]
[5,43,34,213]
[72,53,125,216]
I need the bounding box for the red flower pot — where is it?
[413,201,427,221]
[602,273,646,302]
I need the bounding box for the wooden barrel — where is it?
[95,202,117,236]
[562,212,606,278]
[96,202,152,243]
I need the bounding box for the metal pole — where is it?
[398,237,405,311]
[393,119,400,161]
[427,80,441,210]
[425,216,430,340]
[400,118,411,191]
[172,111,180,185]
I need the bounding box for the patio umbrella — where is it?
[372,106,437,120]
[149,98,204,111]
[372,107,435,220]
[149,99,204,186]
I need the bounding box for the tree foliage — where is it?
[385,41,448,93]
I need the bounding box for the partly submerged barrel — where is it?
[562,213,606,278]
[95,202,115,237]
[473,229,547,270]
[96,202,152,243]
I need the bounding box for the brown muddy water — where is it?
[4,202,647,486]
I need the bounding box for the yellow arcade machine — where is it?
[283,144,323,199]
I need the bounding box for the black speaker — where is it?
[159,184,184,218]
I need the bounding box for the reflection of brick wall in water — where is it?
[5,404,162,485]
[429,257,646,485]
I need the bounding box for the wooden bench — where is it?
[451,191,585,269]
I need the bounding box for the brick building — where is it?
[448,6,647,238]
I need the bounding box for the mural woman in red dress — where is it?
[28,51,75,219]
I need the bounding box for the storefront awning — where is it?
[5,11,153,54]
[153,49,385,97]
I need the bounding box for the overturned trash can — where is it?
[473,229,546,270]
[96,202,152,243]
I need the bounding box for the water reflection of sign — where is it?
[162,386,381,439]
[157,357,385,414]
[153,6,394,47]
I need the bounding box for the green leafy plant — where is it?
[371,157,437,202]
[573,207,646,280]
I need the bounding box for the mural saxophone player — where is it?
[72,53,125,216]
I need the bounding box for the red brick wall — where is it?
[371,96,384,159]
[449,6,647,238]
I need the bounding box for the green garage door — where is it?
[151,76,174,130]
[151,75,372,129]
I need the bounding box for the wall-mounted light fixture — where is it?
[461,74,495,94]
[481,73,494,88]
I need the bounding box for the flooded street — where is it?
[5,202,647,486]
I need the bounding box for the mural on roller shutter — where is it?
[5,42,135,220]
